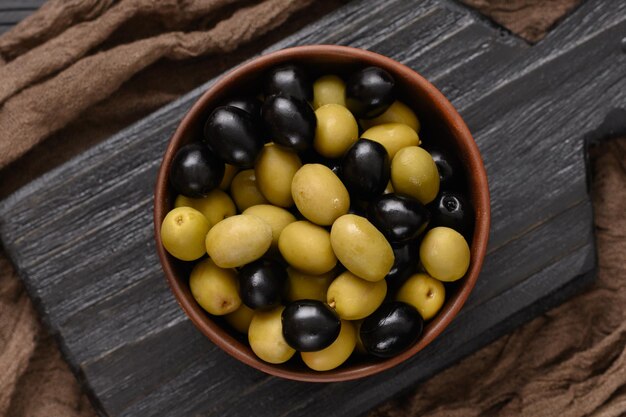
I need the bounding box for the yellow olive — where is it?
[330,214,394,282]
[205,214,272,268]
[255,144,302,207]
[391,146,440,204]
[248,306,295,364]
[361,123,420,159]
[189,258,240,315]
[384,181,394,194]
[313,74,346,109]
[161,206,209,261]
[301,320,356,371]
[242,204,296,250]
[360,101,420,132]
[291,164,350,226]
[420,227,470,282]
[285,267,335,302]
[327,271,387,320]
[219,164,239,190]
[396,273,445,320]
[314,104,359,158]
[225,304,255,333]
[278,221,337,275]
[230,169,269,211]
[175,189,236,229]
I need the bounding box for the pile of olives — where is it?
[160,63,474,371]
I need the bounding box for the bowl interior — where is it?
[154,45,490,382]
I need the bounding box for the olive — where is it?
[225,304,254,333]
[205,214,272,268]
[367,193,430,243]
[330,214,394,282]
[345,66,395,119]
[429,191,474,238]
[396,273,445,320]
[278,221,337,275]
[282,300,341,351]
[301,320,356,371]
[327,271,386,320]
[341,139,390,201]
[313,74,346,109]
[385,241,419,291]
[419,227,470,282]
[360,301,423,358]
[219,164,239,190]
[170,143,224,198]
[391,146,440,204]
[242,205,296,250]
[175,189,236,229]
[360,100,420,133]
[222,96,262,122]
[262,94,316,151]
[264,64,312,102]
[314,104,359,158]
[203,106,264,168]
[249,307,295,364]
[239,259,287,309]
[361,123,420,159]
[189,258,241,315]
[421,145,463,189]
[161,206,209,261]
[255,143,302,207]
[285,267,335,302]
[230,169,269,211]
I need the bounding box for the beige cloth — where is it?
[0,0,623,416]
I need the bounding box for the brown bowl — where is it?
[154,45,490,382]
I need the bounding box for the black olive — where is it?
[421,144,464,190]
[203,106,264,168]
[262,94,316,151]
[346,66,395,119]
[385,241,419,292]
[282,300,341,351]
[429,191,474,238]
[360,301,423,358]
[221,96,262,120]
[169,143,224,198]
[341,139,390,200]
[367,193,430,243]
[239,259,287,310]
[264,64,312,102]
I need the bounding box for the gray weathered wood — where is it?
[1,0,624,416]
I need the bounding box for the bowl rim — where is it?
[154,44,491,382]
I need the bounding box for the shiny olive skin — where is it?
[301,320,356,371]
[420,227,470,282]
[264,64,312,102]
[170,143,225,198]
[360,100,420,133]
[161,207,210,261]
[385,240,419,291]
[360,301,424,358]
[341,139,390,201]
[248,307,295,364]
[345,66,395,119]
[282,300,341,351]
[221,96,262,121]
[429,191,474,238]
[239,259,287,309]
[262,94,316,151]
[204,106,264,168]
[391,146,440,204]
[421,145,463,190]
[367,193,430,243]
[313,74,346,109]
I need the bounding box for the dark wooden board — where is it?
[0,0,624,416]
[0,0,44,34]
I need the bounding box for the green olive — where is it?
[420,227,470,282]
[219,164,239,190]
[313,74,346,109]
[255,143,302,207]
[327,271,387,320]
[301,320,356,371]
[278,221,337,275]
[248,306,295,364]
[285,267,335,302]
[242,204,296,250]
[314,104,359,158]
[189,258,241,315]
[396,273,445,320]
[291,164,350,226]
[230,169,269,211]
[361,123,420,159]
[175,189,236,229]
[391,146,440,204]
[205,214,272,268]
[330,214,394,282]
[161,206,209,261]
[225,304,255,333]
[360,101,420,132]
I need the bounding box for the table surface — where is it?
[0,0,624,416]
[0,0,43,34]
